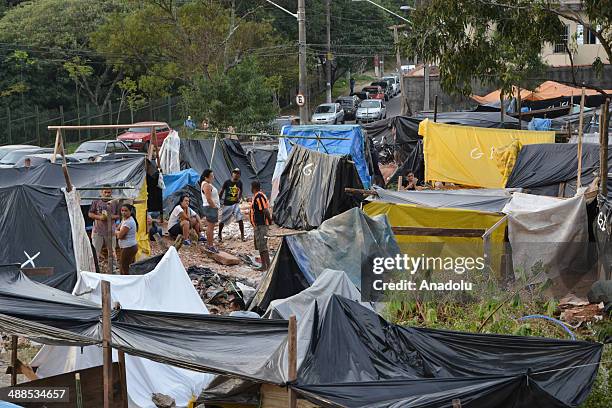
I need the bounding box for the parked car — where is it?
[351,91,369,101]
[69,140,136,162]
[311,103,345,124]
[14,153,80,167]
[355,99,387,123]
[0,144,38,161]
[362,86,385,100]
[382,76,400,96]
[0,148,53,168]
[117,122,172,151]
[336,95,361,120]
[371,81,392,101]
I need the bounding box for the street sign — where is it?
[296,93,305,107]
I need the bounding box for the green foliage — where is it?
[180,58,278,131]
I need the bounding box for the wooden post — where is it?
[577,87,586,188]
[101,280,113,408]
[500,93,504,127]
[51,129,61,163]
[75,373,83,408]
[433,95,438,122]
[397,176,403,191]
[10,335,18,386]
[287,315,297,408]
[517,87,522,130]
[601,100,610,198]
[117,350,128,408]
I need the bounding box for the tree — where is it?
[404,0,612,97]
[0,0,127,112]
[180,58,278,131]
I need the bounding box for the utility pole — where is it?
[424,63,430,111]
[264,0,309,124]
[298,0,309,123]
[325,0,332,103]
[390,24,410,115]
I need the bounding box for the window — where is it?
[554,25,569,53]
[577,25,598,45]
[113,142,128,152]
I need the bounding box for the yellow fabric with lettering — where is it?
[419,119,554,188]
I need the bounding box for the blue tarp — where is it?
[528,118,553,131]
[280,125,371,187]
[162,168,200,199]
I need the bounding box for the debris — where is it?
[559,304,603,326]
[152,393,176,408]
[559,294,590,308]
[207,249,240,266]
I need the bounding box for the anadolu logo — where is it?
[303,163,314,176]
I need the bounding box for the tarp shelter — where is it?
[0,157,154,259]
[162,168,200,200]
[250,208,400,313]
[0,264,289,383]
[272,146,364,229]
[293,295,602,408]
[30,248,214,408]
[180,138,232,190]
[420,119,555,188]
[471,86,534,106]
[0,185,94,291]
[244,143,278,196]
[272,124,372,202]
[594,196,612,280]
[506,143,611,197]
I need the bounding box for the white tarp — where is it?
[63,188,96,274]
[159,130,181,175]
[31,247,213,408]
[502,192,589,281]
[270,137,288,205]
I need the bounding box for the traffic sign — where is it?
[296,93,305,107]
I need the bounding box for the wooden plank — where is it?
[577,87,586,188]
[207,250,240,265]
[48,123,167,130]
[117,350,128,408]
[260,384,318,408]
[392,226,486,237]
[20,267,55,277]
[344,188,378,196]
[10,336,17,386]
[101,280,112,408]
[1,364,124,408]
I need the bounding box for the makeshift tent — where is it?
[244,143,277,196]
[506,143,610,197]
[222,138,259,190]
[31,248,214,408]
[594,196,612,280]
[0,264,289,383]
[293,295,602,408]
[159,129,181,174]
[162,168,200,200]
[179,138,232,190]
[250,208,400,313]
[272,145,364,229]
[272,124,372,202]
[502,192,591,285]
[0,157,155,259]
[472,86,534,106]
[420,119,555,188]
[0,185,94,292]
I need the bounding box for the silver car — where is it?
[311,103,345,124]
[382,76,400,96]
[355,99,387,123]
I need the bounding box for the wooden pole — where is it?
[75,373,83,408]
[577,87,586,188]
[117,350,128,408]
[101,280,113,408]
[601,100,610,198]
[287,315,297,408]
[500,93,504,126]
[517,87,522,130]
[51,129,61,164]
[10,335,18,386]
[397,176,403,191]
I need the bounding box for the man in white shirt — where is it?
[168,195,205,246]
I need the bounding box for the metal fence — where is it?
[0,96,181,148]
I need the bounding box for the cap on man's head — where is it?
[232,168,241,173]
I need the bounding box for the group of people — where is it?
[88,186,139,275]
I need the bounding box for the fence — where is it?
[0,96,182,148]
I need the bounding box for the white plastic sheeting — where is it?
[160,130,181,175]
[63,188,96,274]
[31,247,213,408]
[270,137,288,205]
[502,192,589,281]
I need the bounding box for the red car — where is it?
[117,122,172,151]
[362,86,385,100]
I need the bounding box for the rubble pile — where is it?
[187,266,257,314]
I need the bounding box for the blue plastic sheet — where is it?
[280,125,371,188]
[162,169,200,199]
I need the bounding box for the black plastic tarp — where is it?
[180,138,232,190]
[250,208,400,313]
[294,295,603,408]
[594,196,612,280]
[0,185,78,291]
[273,146,364,229]
[245,144,277,196]
[223,139,258,196]
[506,143,612,194]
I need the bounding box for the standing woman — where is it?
[115,204,139,275]
[201,168,220,253]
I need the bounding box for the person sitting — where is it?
[168,195,205,246]
[403,172,423,191]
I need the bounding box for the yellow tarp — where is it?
[364,201,507,275]
[419,119,555,188]
[135,179,150,260]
